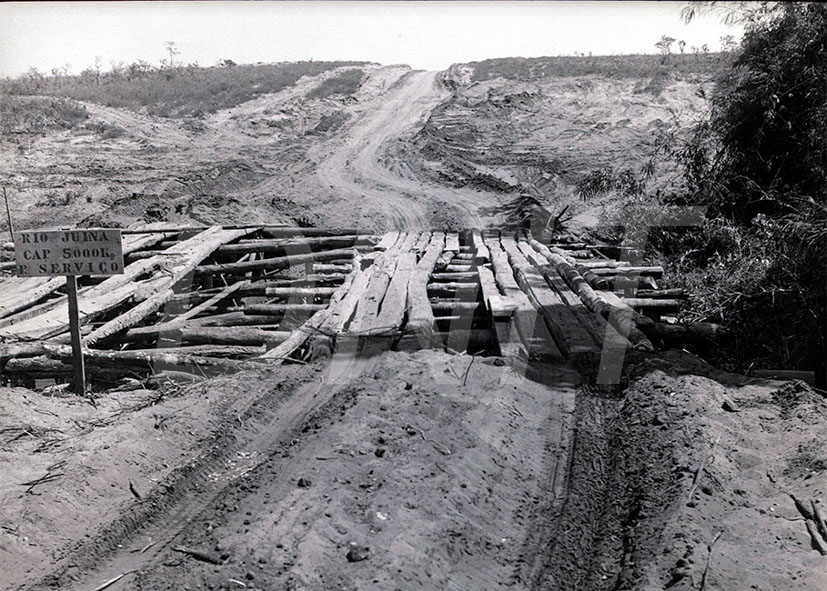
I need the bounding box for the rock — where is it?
[297,477,312,488]
[404,382,413,390]
[722,398,740,412]
[652,413,667,426]
[374,448,386,458]
[346,543,370,562]
[493,358,506,366]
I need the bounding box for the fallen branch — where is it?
[687,435,720,504]
[172,545,223,565]
[698,531,723,591]
[89,570,137,591]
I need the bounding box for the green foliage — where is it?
[0,61,368,118]
[306,69,364,100]
[468,53,729,82]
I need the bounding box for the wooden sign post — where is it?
[14,228,125,394]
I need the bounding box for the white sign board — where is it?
[14,228,124,277]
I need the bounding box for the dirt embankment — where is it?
[0,64,507,235]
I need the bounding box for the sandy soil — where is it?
[2,351,824,591]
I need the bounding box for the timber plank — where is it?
[406,232,445,344]
[374,231,401,252]
[501,236,597,357]
[518,241,628,351]
[472,229,490,263]
[445,232,460,253]
[374,252,417,333]
[346,235,407,335]
[483,233,560,360]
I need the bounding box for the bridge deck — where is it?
[0,224,678,384]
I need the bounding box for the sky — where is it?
[0,1,744,78]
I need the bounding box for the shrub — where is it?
[0,61,369,118]
[306,69,364,100]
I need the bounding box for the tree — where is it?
[655,35,676,63]
[673,1,827,385]
[678,39,687,54]
[164,41,180,69]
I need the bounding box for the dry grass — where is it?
[1,61,368,118]
[468,53,730,83]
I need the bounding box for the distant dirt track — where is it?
[316,70,487,229]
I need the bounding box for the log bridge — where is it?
[0,222,697,386]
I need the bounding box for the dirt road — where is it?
[314,69,496,230]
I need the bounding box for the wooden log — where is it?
[598,292,654,351]
[426,282,478,296]
[259,252,364,361]
[630,288,686,299]
[126,326,290,346]
[434,250,455,272]
[263,287,337,298]
[430,301,481,312]
[444,263,473,273]
[484,234,561,359]
[43,343,240,372]
[621,298,681,312]
[313,263,352,273]
[320,255,374,334]
[634,318,729,352]
[575,260,631,269]
[478,265,516,318]
[412,231,431,254]
[374,231,400,252]
[256,274,346,287]
[240,303,326,315]
[347,233,416,335]
[373,252,417,334]
[0,341,47,362]
[518,241,628,351]
[430,271,478,282]
[4,355,71,374]
[453,253,475,260]
[182,312,285,327]
[196,248,357,275]
[406,232,445,344]
[528,239,614,317]
[0,277,65,319]
[501,237,599,357]
[590,266,664,277]
[216,235,372,255]
[132,344,265,358]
